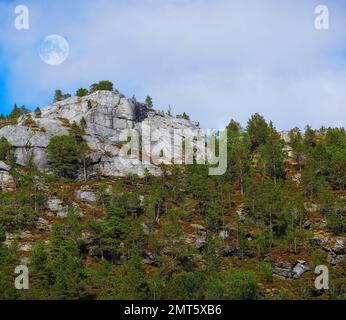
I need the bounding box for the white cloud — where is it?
[1,0,346,129]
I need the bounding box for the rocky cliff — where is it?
[0,91,199,180]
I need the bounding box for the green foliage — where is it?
[289,127,304,170]
[259,262,273,282]
[145,96,153,108]
[80,117,87,130]
[0,244,21,299]
[326,211,346,235]
[222,268,259,300]
[8,104,29,121]
[23,114,38,128]
[0,188,42,231]
[47,134,81,179]
[257,125,287,183]
[90,81,114,93]
[34,107,42,118]
[76,88,89,97]
[226,125,251,194]
[87,204,128,260]
[246,113,270,150]
[0,225,6,243]
[176,112,190,120]
[54,89,71,102]
[2,110,346,301]
[113,246,149,299]
[0,137,13,161]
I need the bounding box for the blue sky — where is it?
[0,0,346,130]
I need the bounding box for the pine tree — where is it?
[47,134,81,179]
[246,113,270,150]
[76,88,89,97]
[90,81,114,93]
[34,107,42,118]
[54,89,63,102]
[145,96,153,109]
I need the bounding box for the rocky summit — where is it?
[0,90,199,178]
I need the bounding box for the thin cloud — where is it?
[1,0,345,129]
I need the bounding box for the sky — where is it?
[0,0,345,130]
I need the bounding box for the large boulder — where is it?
[292,261,310,279]
[98,156,161,177]
[0,125,50,148]
[76,190,97,203]
[271,261,294,278]
[0,161,10,172]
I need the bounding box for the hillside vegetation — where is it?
[0,96,345,300]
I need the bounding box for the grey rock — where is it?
[327,252,338,266]
[14,147,48,170]
[0,171,15,191]
[0,161,10,172]
[19,243,32,253]
[35,217,51,232]
[223,244,239,257]
[312,234,328,247]
[191,224,208,249]
[236,206,248,222]
[332,239,344,255]
[0,125,50,148]
[142,251,157,265]
[272,261,294,278]
[292,262,310,279]
[56,207,69,219]
[75,210,85,220]
[98,156,161,177]
[47,198,63,212]
[337,207,346,217]
[304,203,320,213]
[219,230,230,240]
[141,222,155,235]
[35,118,69,136]
[0,90,201,177]
[76,190,97,203]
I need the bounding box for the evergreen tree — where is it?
[54,89,63,102]
[76,88,89,97]
[34,107,42,118]
[289,127,304,171]
[90,81,114,93]
[246,113,270,150]
[47,134,82,179]
[258,124,286,184]
[145,96,153,108]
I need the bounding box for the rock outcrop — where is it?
[0,90,200,177]
[0,161,15,192]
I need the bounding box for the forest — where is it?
[0,110,345,300]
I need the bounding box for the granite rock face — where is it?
[0,90,200,177]
[0,161,14,191]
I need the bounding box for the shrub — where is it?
[327,211,346,235]
[0,137,12,161]
[76,88,89,97]
[222,268,259,300]
[259,262,273,282]
[90,81,113,93]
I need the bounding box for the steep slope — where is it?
[0,90,199,178]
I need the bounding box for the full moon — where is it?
[38,35,69,66]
